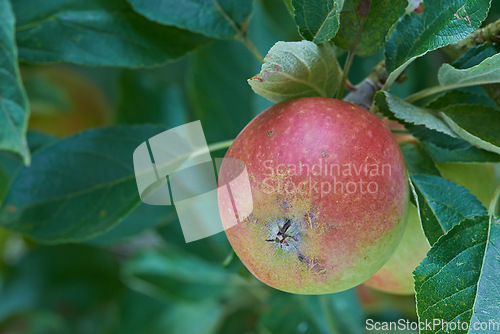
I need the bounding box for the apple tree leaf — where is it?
[414,215,500,334]
[385,0,491,75]
[375,91,457,138]
[126,0,253,39]
[248,41,342,103]
[411,126,500,163]
[189,40,260,143]
[0,125,166,243]
[440,104,500,155]
[453,43,500,69]
[439,52,500,88]
[13,0,211,67]
[259,291,363,334]
[0,0,30,165]
[333,0,407,56]
[121,248,251,302]
[410,174,487,246]
[400,144,487,245]
[291,0,345,44]
[410,91,500,163]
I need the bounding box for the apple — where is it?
[218,97,409,294]
[364,122,499,294]
[23,66,110,137]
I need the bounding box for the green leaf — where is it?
[116,67,189,127]
[259,291,364,334]
[127,0,253,39]
[0,245,122,322]
[333,0,407,56]
[385,0,491,74]
[440,104,500,155]
[412,91,500,163]
[426,89,499,110]
[122,248,252,302]
[414,215,500,334]
[412,126,500,163]
[86,204,176,246]
[407,53,500,102]
[188,40,260,143]
[292,0,344,43]
[13,0,211,67]
[410,174,487,245]
[439,52,500,87]
[248,41,342,103]
[400,143,487,245]
[0,125,166,243]
[0,0,30,165]
[375,91,457,137]
[453,43,500,69]
[117,289,224,334]
[400,143,441,177]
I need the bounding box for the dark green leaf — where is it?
[116,67,190,126]
[0,245,122,322]
[187,40,260,143]
[259,291,364,334]
[414,215,500,333]
[411,175,487,245]
[127,0,253,39]
[400,143,441,176]
[248,41,342,103]
[13,0,211,67]
[0,0,30,165]
[333,0,407,56]
[0,125,166,243]
[86,204,176,246]
[453,43,500,69]
[292,0,344,43]
[438,53,500,88]
[158,223,232,264]
[425,90,498,110]
[122,248,253,302]
[116,289,225,334]
[440,104,500,155]
[385,0,491,74]
[400,143,487,245]
[413,126,500,163]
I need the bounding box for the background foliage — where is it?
[0,0,499,333]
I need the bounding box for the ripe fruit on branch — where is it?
[218,97,409,294]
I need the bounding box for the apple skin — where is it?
[364,160,498,295]
[218,97,409,294]
[23,66,110,137]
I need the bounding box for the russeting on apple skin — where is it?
[218,97,409,294]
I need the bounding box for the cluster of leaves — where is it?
[0,0,499,333]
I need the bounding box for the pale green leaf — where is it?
[439,52,500,87]
[0,0,30,165]
[248,41,342,103]
[375,91,457,138]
